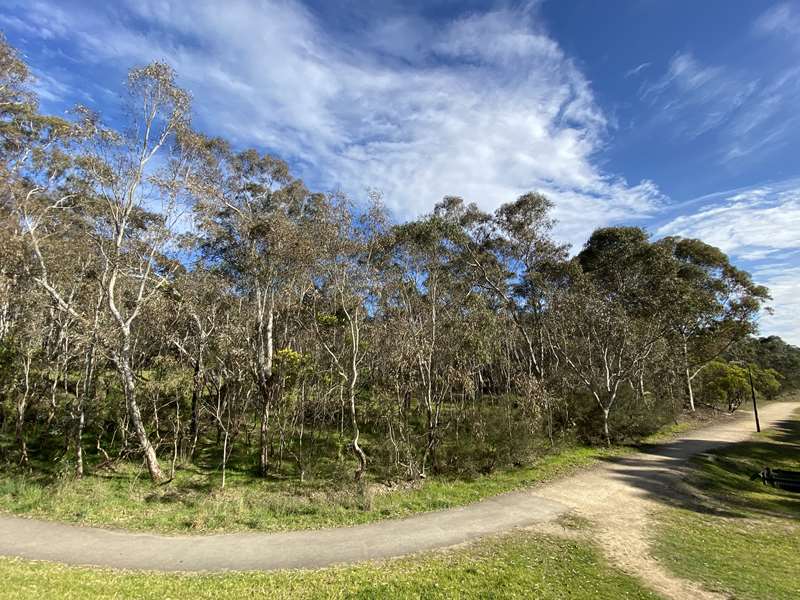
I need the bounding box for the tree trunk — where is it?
[221,428,229,488]
[189,356,201,461]
[76,339,97,479]
[75,400,85,478]
[683,339,696,412]
[256,291,275,477]
[424,405,438,474]
[118,342,164,482]
[259,390,271,476]
[15,400,28,467]
[349,379,367,481]
[16,354,31,466]
[685,367,696,412]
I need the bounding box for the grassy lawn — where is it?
[0,443,626,534]
[652,408,800,600]
[0,403,733,535]
[0,531,660,600]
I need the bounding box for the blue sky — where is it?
[2,0,799,343]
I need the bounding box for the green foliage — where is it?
[751,365,781,400]
[0,532,658,600]
[729,335,800,391]
[315,312,341,327]
[274,347,312,378]
[696,361,782,410]
[696,361,749,410]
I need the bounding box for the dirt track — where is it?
[534,403,800,599]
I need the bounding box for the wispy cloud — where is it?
[640,51,755,139]
[656,183,800,260]
[28,68,80,105]
[754,2,800,40]
[753,265,800,345]
[657,181,800,344]
[640,50,800,164]
[625,62,651,78]
[0,0,663,248]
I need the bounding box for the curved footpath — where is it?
[0,401,797,573]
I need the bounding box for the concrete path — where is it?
[0,401,796,573]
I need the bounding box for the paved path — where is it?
[0,401,796,573]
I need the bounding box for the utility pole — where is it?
[748,364,761,433]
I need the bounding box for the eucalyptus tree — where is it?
[578,227,674,397]
[422,194,569,444]
[390,214,463,474]
[205,310,254,488]
[369,259,426,476]
[4,279,47,465]
[548,270,665,444]
[542,228,678,442]
[0,36,32,340]
[578,228,768,412]
[657,237,770,411]
[169,268,230,459]
[577,227,679,317]
[310,196,388,481]
[19,63,191,482]
[1,33,78,198]
[440,194,568,382]
[192,139,325,475]
[729,335,800,391]
[2,36,103,472]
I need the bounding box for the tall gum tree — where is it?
[21,63,192,482]
[191,139,323,476]
[311,196,388,481]
[438,194,567,382]
[658,237,770,411]
[549,227,683,442]
[4,35,107,473]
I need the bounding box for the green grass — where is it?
[0,531,660,600]
[0,400,730,535]
[0,444,626,534]
[652,408,800,600]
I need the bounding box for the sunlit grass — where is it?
[0,401,733,535]
[652,408,800,600]
[0,444,626,533]
[0,531,660,600]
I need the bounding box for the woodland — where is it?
[2,34,798,500]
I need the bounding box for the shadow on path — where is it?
[597,413,800,519]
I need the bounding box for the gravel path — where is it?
[536,400,799,599]
[1,400,796,593]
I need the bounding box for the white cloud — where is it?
[641,50,800,163]
[754,2,800,40]
[29,69,70,103]
[753,265,800,346]
[625,62,651,78]
[656,185,800,260]
[1,0,663,248]
[641,52,756,138]
[657,182,800,345]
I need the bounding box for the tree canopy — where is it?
[0,37,791,487]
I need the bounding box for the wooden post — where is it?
[748,365,760,433]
